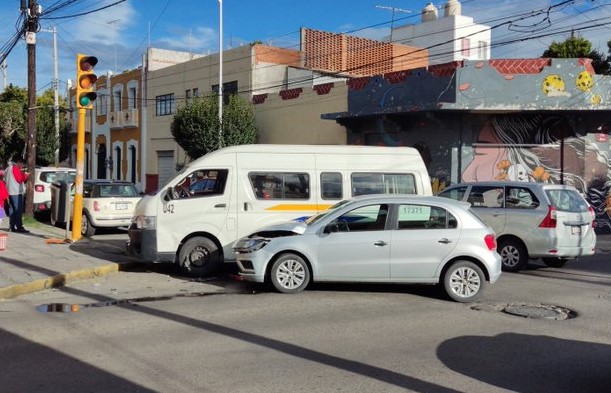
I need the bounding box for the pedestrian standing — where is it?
[0,172,8,229]
[4,158,30,233]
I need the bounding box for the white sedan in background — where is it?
[234,195,502,303]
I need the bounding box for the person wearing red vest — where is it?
[4,158,29,233]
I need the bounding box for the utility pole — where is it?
[41,27,60,166]
[218,0,223,147]
[25,0,40,216]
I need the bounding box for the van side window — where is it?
[249,172,309,200]
[173,169,228,199]
[321,172,342,200]
[351,173,416,197]
[467,186,503,208]
[505,187,539,209]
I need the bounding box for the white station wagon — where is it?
[233,195,502,303]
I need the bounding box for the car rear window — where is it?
[97,184,139,198]
[545,189,589,212]
[40,171,76,183]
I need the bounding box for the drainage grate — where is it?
[502,304,577,320]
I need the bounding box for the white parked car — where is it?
[76,180,141,236]
[233,195,502,303]
[33,167,76,214]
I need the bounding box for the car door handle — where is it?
[214,203,226,208]
[438,238,452,244]
[374,241,388,246]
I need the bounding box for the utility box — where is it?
[50,181,71,226]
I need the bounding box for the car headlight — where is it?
[234,237,269,253]
[132,215,156,229]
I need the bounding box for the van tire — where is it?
[498,238,527,272]
[178,236,221,277]
[270,253,310,294]
[81,212,96,237]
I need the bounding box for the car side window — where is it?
[468,186,504,208]
[437,186,468,201]
[334,204,388,232]
[397,204,454,229]
[505,187,539,209]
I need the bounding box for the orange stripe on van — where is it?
[265,204,333,211]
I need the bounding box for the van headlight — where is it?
[132,216,156,230]
[234,237,269,253]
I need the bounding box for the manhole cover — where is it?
[502,304,576,320]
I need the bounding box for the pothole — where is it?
[471,303,577,320]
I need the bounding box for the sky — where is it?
[0,0,610,96]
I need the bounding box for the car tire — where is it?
[443,261,486,303]
[178,236,221,277]
[542,257,569,268]
[81,212,96,237]
[498,238,528,272]
[270,253,311,294]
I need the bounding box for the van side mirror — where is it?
[165,187,174,201]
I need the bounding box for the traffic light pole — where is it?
[71,108,86,241]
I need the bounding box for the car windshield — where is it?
[40,171,76,183]
[545,189,589,212]
[305,199,351,225]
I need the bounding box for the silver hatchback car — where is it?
[233,195,501,303]
[437,181,596,272]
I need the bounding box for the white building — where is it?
[391,0,491,65]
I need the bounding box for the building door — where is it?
[97,144,106,179]
[157,150,175,190]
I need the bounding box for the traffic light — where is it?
[76,54,98,109]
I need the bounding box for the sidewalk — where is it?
[0,220,139,300]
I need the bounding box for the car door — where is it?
[467,185,506,235]
[316,203,391,279]
[390,203,460,278]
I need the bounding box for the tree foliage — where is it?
[543,35,611,75]
[0,85,71,166]
[171,94,258,160]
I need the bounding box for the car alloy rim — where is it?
[501,246,519,267]
[449,267,481,298]
[276,259,306,289]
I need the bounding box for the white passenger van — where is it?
[127,144,432,276]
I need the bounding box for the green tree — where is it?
[171,94,258,160]
[0,85,27,165]
[543,35,611,75]
[35,88,71,166]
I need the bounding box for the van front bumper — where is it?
[127,225,174,263]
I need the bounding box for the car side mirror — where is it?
[324,222,339,234]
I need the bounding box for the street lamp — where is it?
[218,0,223,147]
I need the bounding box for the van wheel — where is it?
[498,239,527,272]
[178,237,221,277]
[270,253,310,294]
[81,212,96,237]
[542,257,569,268]
[443,261,486,303]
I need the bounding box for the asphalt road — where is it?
[1,232,610,393]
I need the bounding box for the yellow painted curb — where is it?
[0,263,124,300]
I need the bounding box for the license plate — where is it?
[571,226,581,235]
[116,203,129,210]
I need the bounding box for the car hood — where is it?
[251,220,308,236]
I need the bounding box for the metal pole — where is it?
[52,26,60,167]
[71,108,86,241]
[218,0,223,147]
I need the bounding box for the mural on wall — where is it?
[463,113,611,230]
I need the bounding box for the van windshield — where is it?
[545,189,589,212]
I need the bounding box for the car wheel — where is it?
[542,257,569,268]
[178,236,221,277]
[81,212,96,237]
[270,253,310,294]
[443,261,486,303]
[498,239,528,272]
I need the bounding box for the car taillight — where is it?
[484,234,497,251]
[35,185,44,192]
[94,201,100,211]
[588,206,596,228]
[539,206,557,228]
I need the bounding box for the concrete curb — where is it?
[0,262,138,300]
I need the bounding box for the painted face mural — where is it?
[463,114,611,231]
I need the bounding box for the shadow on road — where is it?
[437,333,611,393]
